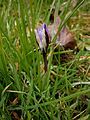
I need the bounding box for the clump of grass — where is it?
[0,0,90,119]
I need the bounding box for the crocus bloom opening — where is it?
[35,23,50,53]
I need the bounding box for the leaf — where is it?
[48,16,76,50]
[11,111,21,120]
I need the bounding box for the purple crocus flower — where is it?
[34,23,50,72]
[35,23,50,53]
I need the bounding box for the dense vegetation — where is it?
[0,0,90,119]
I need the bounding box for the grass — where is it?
[0,0,90,119]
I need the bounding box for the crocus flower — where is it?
[34,23,50,53]
[34,23,50,72]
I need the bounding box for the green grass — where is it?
[0,0,90,119]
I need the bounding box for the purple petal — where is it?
[43,23,46,29]
[43,23,50,36]
[36,23,50,43]
[37,28,42,42]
